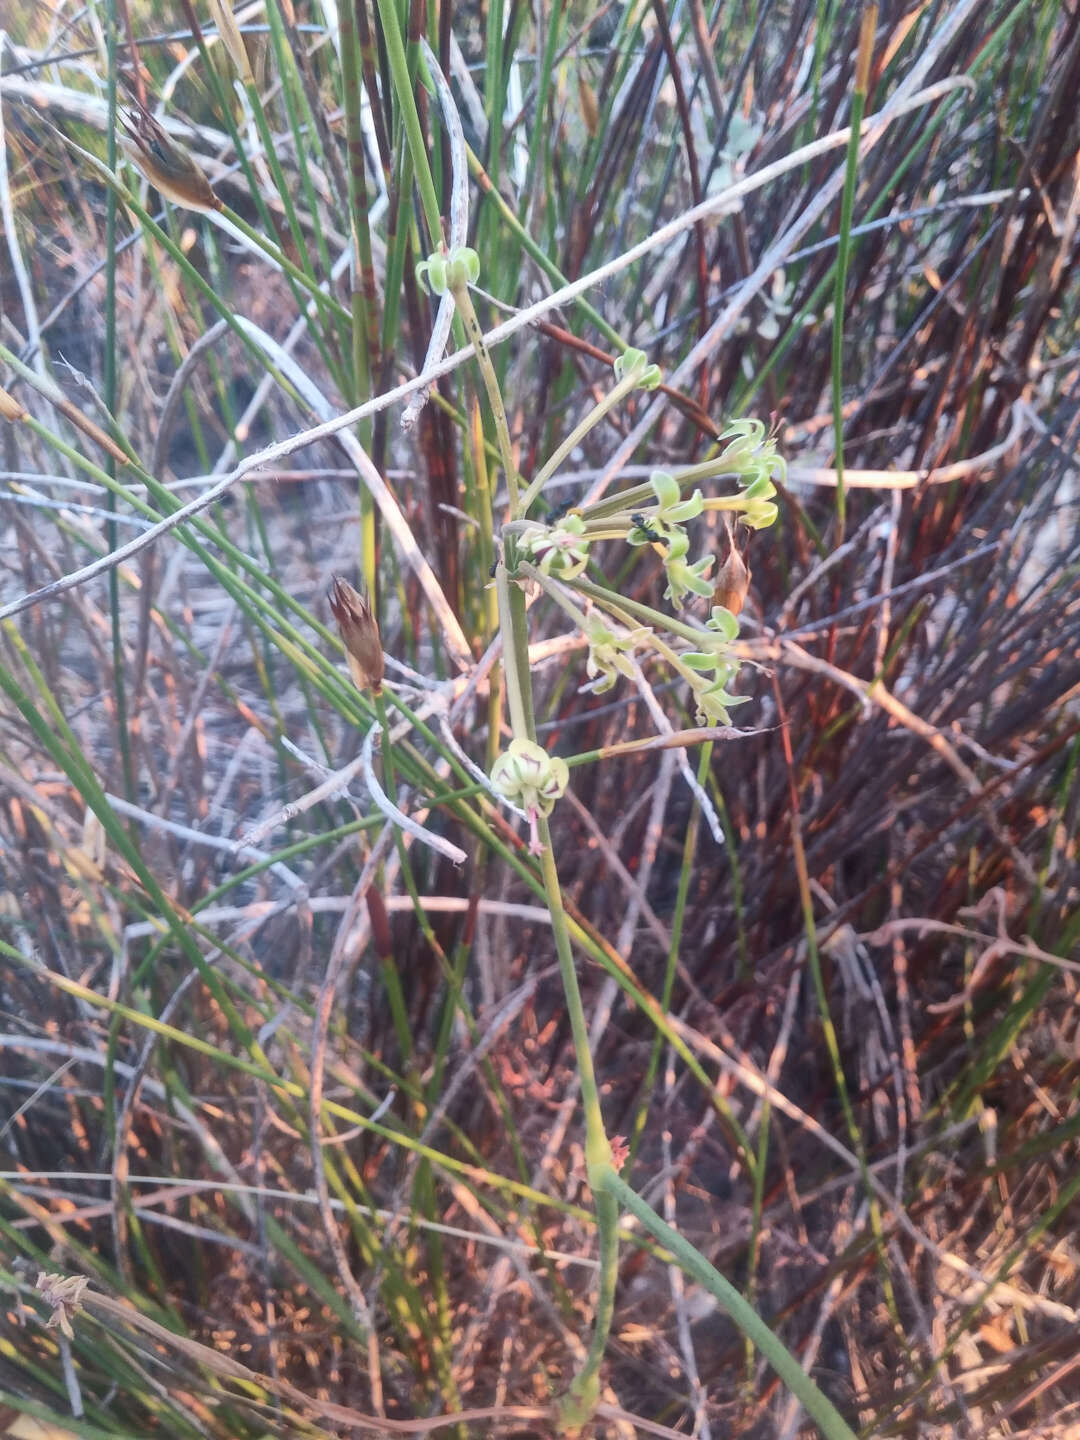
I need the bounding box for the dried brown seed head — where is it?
[36,1270,89,1340]
[0,385,28,423]
[329,576,384,695]
[119,102,223,213]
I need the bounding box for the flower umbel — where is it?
[329,576,384,695]
[491,738,570,855]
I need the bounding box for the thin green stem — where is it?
[831,15,871,541]
[559,1188,619,1427]
[494,565,530,739]
[340,0,378,586]
[495,554,616,1423]
[452,277,520,513]
[601,1170,859,1440]
[373,0,442,247]
[628,742,709,1166]
[567,574,709,645]
[518,368,641,516]
[535,821,608,1167]
[103,0,134,804]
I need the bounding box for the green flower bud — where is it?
[613,348,662,388]
[416,246,480,295]
[416,252,448,295]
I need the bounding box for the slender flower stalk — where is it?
[517,348,661,517]
[492,517,617,1424]
[446,248,844,1437]
[452,275,521,516]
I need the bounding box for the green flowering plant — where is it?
[490,738,571,855]
[612,346,663,390]
[716,419,784,529]
[518,512,590,579]
[661,530,714,605]
[681,604,749,723]
[415,244,480,296]
[438,257,853,1440]
[584,618,652,693]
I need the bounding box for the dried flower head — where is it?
[0,385,28,423]
[329,576,384,695]
[36,1270,89,1340]
[119,98,223,213]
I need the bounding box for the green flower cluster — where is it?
[716,418,783,529]
[681,604,749,725]
[492,355,782,837]
[491,739,570,855]
[519,512,590,579]
[584,619,652,693]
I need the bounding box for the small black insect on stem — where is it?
[547,496,575,523]
[630,512,666,545]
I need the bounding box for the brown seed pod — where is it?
[328,576,384,695]
[712,518,752,616]
[119,99,223,213]
[0,385,28,423]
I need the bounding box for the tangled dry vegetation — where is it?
[1,1,1079,1437]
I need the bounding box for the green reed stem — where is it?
[601,1170,858,1440]
[340,0,378,588]
[373,0,441,248]
[103,0,134,804]
[451,275,520,514]
[831,6,875,540]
